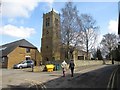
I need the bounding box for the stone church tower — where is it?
[41,9,61,64]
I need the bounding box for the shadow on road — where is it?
[42,65,118,88]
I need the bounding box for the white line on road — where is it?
[107,67,119,90]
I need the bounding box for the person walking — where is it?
[69,59,75,77]
[61,60,67,77]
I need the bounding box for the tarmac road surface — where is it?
[43,65,118,88]
[1,64,119,89]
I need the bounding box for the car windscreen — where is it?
[18,60,26,64]
[26,60,33,63]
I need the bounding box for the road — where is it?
[1,64,119,89]
[43,65,118,88]
[107,65,120,89]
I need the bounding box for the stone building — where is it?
[41,9,91,64]
[60,45,91,61]
[41,9,61,64]
[0,39,41,69]
[73,49,91,60]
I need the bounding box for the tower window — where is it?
[46,17,50,27]
[46,46,48,48]
[55,18,59,27]
[46,30,49,34]
[56,32,59,37]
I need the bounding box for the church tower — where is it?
[41,9,61,64]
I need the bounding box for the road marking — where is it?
[107,67,119,90]
[24,79,46,89]
[111,69,117,88]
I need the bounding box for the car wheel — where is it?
[19,66,23,69]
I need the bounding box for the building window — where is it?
[56,32,59,37]
[26,57,30,60]
[26,48,30,53]
[25,56,31,60]
[55,18,59,27]
[46,57,49,61]
[46,17,50,27]
[46,30,49,34]
[78,56,84,60]
[46,46,48,49]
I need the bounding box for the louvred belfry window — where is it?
[46,17,50,27]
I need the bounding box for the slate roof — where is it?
[0,39,37,57]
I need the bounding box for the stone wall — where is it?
[74,60,113,67]
[25,60,119,72]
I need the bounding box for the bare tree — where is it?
[100,33,118,64]
[80,14,99,60]
[61,2,82,61]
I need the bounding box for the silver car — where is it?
[13,60,34,69]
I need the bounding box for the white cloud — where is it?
[40,0,55,13]
[60,0,119,2]
[2,0,55,18]
[2,0,40,18]
[53,8,59,13]
[108,19,118,34]
[40,0,54,4]
[0,24,36,38]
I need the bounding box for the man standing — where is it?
[69,60,75,77]
[61,60,67,77]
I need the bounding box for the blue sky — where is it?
[1,0,119,51]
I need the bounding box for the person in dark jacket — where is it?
[69,59,75,77]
